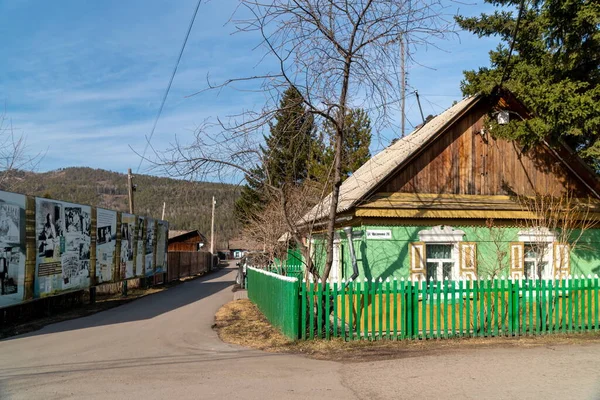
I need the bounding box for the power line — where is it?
[136,0,203,173]
[499,0,526,87]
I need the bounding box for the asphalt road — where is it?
[1,263,600,399]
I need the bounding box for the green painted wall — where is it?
[311,224,600,280]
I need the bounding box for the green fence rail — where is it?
[247,267,300,339]
[267,264,304,280]
[300,276,600,341]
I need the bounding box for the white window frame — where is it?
[518,228,556,280]
[425,244,455,282]
[418,226,465,282]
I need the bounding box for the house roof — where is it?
[168,230,206,242]
[302,94,482,223]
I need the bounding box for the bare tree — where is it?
[471,218,512,279]
[0,107,43,190]
[517,191,597,280]
[152,1,454,280]
[241,183,320,266]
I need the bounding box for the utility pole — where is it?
[123,169,136,297]
[400,35,406,137]
[161,201,166,220]
[210,196,216,255]
[127,168,135,214]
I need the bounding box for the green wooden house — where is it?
[303,90,600,282]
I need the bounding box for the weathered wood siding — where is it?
[378,102,589,197]
[168,242,199,252]
[168,232,204,252]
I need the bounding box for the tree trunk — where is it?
[322,129,344,281]
[322,57,352,281]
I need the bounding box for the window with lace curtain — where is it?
[425,244,454,282]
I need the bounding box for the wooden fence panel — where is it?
[167,251,211,282]
[296,276,600,341]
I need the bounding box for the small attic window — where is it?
[497,110,510,125]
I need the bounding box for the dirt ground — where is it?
[214,298,600,362]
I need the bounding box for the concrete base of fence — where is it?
[234,290,248,301]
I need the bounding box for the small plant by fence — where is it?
[247,267,300,339]
[301,276,600,341]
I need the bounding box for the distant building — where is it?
[168,230,207,252]
[227,238,264,259]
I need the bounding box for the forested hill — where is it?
[1,167,242,246]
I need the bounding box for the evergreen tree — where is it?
[263,87,316,187]
[311,108,372,183]
[234,166,266,225]
[234,86,316,224]
[457,0,600,170]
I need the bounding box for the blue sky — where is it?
[0,0,501,181]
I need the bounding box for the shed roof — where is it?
[168,230,206,242]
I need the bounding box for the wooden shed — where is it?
[168,230,207,252]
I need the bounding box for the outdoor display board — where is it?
[0,191,171,308]
[0,191,26,308]
[35,198,91,297]
[156,220,168,273]
[145,218,155,276]
[136,216,145,277]
[96,208,117,283]
[120,213,135,279]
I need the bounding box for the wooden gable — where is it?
[354,94,600,219]
[371,100,597,199]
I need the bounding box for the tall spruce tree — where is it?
[311,108,372,184]
[456,0,600,170]
[234,166,266,225]
[235,87,315,224]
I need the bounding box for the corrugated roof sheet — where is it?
[302,95,481,223]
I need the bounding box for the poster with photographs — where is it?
[0,191,26,308]
[135,216,145,277]
[120,213,135,279]
[96,208,116,283]
[35,198,91,297]
[156,220,168,274]
[145,218,155,276]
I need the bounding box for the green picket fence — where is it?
[247,267,300,339]
[300,276,600,341]
[267,264,304,280]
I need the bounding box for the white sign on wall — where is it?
[366,229,392,240]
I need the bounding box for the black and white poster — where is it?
[145,218,154,276]
[0,191,26,308]
[35,198,91,297]
[120,213,135,279]
[136,216,145,277]
[156,220,168,274]
[96,208,116,283]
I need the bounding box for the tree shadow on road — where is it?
[1,266,235,341]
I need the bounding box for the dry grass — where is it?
[214,299,600,362]
[214,299,293,350]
